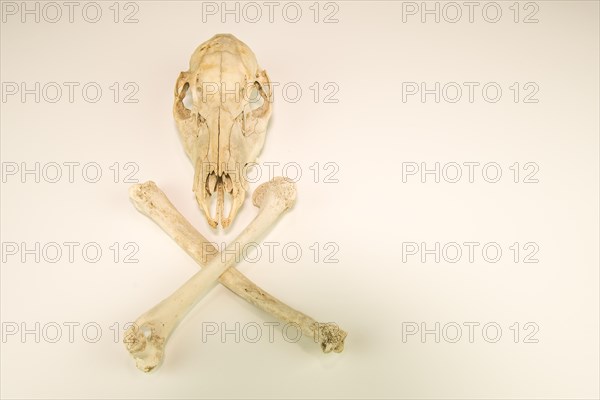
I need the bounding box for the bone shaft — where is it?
[160,203,283,317]
[218,269,318,338]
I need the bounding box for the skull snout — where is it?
[195,160,245,229]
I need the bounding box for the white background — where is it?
[1,1,599,398]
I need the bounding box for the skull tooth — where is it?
[196,191,217,228]
[216,181,225,227]
[207,173,218,193]
[223,174,233,193]
[224,184,243,229]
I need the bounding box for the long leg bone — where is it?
[125,178,345,372]
[127,180,346,357]
[124,177,294,371]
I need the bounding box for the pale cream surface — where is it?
[1,1,598,398]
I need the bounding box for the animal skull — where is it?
[173,34,273,228]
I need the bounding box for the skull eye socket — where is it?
[237,82,270,135]
[175,82,192,119]
[248,85,265,111]
[248,81,269,117]
[182,84,194,111]
[176,81,206,124]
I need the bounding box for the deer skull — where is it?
[173,34,272,228]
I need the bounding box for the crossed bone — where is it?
[124,177,347,372]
